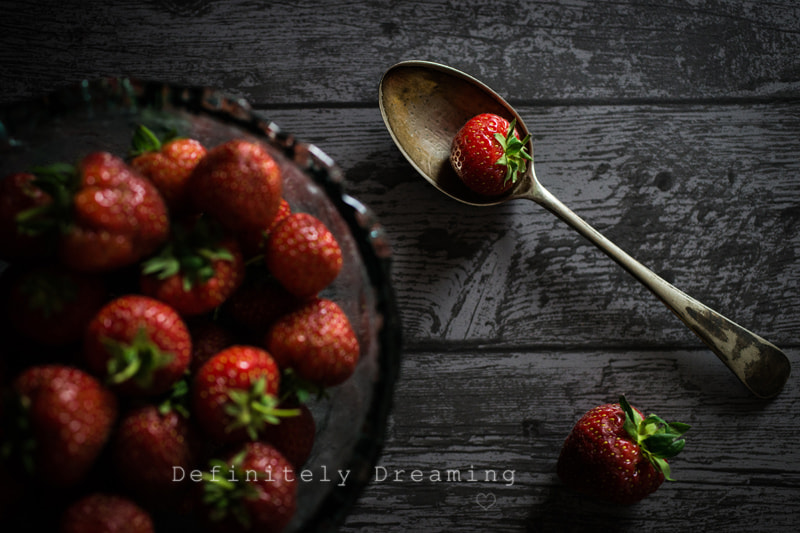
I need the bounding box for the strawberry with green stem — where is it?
[200,441,297,533]
[192,345,299,444]
[130,124,207,213]
[450,113,532,196]
[14,152,169,272]
[140,217,245,317]
[556,395,690,504]
[84,295,192,396]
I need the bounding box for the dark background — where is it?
[2,1,799,531]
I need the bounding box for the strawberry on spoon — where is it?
[450,112,532,196]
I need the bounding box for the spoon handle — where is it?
[529,184,790,398]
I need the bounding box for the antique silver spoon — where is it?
[378,59,790,398]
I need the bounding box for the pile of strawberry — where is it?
[0,126,360,532]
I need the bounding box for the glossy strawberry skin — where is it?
[201,441,297,533]
[556,402,664,504]
[131,137,207,213]
[450,113,528,196]
[60,493,154,533]
[189,139,282,235]
[61,152,169,272]
[10,365,117,487]
[265,212,343,299]
[265,298,359,387]
[84,295,192,396]
[192,345,281,444]
[140,237,245,317]
[112,404,200,508]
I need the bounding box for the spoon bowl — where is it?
[379,60,791,399]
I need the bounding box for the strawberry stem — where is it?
[620,395,690,481]
[224,377,300,440]
[102,328,174,389]
[493,118,532,185]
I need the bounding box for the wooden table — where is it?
[2,1,798,531]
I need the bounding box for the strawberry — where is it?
[189,139,282,235]
[84,295,192,396]
[3,365,117,487]
[5,265,107,346]
[264,212,343,299]
[60,493,154,533]
[17,152,169,272]
[261,400,316,468]
[112,396,201,508]
[140,218,245,316]
[239,197,292,258]
[0,172,55,260]
[200,441,297,533]
[129,124,207,213]
[265,298,359,387]
[192,345,297,444]
[557,395,690,504]
[450,113,532,196]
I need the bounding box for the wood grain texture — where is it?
[1,0,799,105]
[261,104,800,349]
[1,0,798,531]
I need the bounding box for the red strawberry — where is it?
[239,197,292,258]
[0,172,55,260]
[200,441,297,533]
[4,365,117,487]
[5,265,107,346]
[130,124,207,213]
[60,493,154,533]
[265,298,359,387]
[557,395,690,504]
[264,212,343,299]
[450,113,532,196]
[261,400,316,468]
[19,153,169,272]
[84,295,192,396]
[192,345,296,444]
[140,219,245,316]
[112,399,200,508]
[189,139,282,235]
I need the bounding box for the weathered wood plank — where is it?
[260,103,800,348]
[1,0,799,105]
[337,348,800,532]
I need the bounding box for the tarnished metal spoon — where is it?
[378,59,790,399]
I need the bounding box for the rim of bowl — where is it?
[0,78,403,532]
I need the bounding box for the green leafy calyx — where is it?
[15,163,78,236]
[224,377,301,441]
[142,218,234,291]
[103,327,174,389]
[620,395,690,481]
[493,118,532,185]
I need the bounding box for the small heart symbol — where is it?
[475,492,496,510]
